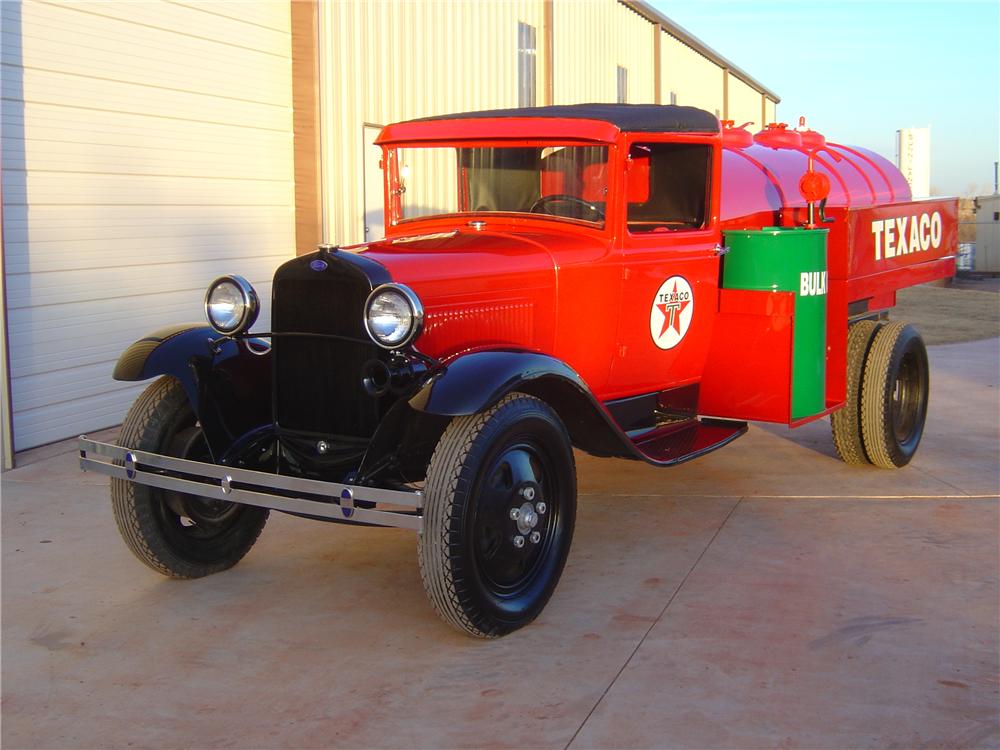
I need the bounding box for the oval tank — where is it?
[720,134,912,229]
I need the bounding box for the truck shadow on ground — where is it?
[752,418,841,460]
[89,491,726,650]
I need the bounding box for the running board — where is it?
[628,418,747,466]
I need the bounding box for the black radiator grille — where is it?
[272,275,384,438]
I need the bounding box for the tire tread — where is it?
[831,320,880,465]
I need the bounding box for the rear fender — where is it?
[113,324,271,459]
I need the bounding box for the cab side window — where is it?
[626,143,711,233]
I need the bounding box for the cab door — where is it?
[607,138,722,399]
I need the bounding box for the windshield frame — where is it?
[382,139,619,233]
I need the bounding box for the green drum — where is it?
[722,227,829,420]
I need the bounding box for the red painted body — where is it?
[357,114,956,426]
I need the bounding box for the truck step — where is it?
[629,417,747,466]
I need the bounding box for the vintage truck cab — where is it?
[81,105,957,637]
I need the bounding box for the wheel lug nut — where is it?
[509,508,521,521]
[529,531,541,544]
[513,535,525,548]
[520,486,535,501]
[535,501,547,514]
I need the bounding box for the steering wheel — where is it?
[528,194,605,221]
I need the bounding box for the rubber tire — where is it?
[418,393,576,638]
[111,376,269,578]
[860,322,929,469]
[831,320,881,465]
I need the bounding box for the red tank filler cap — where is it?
[721,120,754,149]
[795,116,827,151]
[754,122,803,149]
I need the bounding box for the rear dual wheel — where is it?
[831,321,929,468]
[860,322,929,468]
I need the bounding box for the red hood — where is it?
[359,229,556,297]
[354,226,605,359]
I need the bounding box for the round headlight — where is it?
[364,284,423,348]
[205,275,259,335]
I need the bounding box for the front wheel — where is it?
[111,376,269,578]
[418,393,577,637]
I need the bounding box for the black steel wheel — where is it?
[418,393,576,637]
[831,320,881,465]
[860,322,930,468]
[111,376,268,578]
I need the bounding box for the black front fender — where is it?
[114,324,216,383]
[407,351,587,416]
[113,324,271,460]
[405,350,633,460]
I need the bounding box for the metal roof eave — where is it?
[621,0,781,104]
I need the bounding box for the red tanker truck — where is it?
[80,104,956,637]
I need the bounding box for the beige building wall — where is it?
[318,0,546,246]
[315,0,780,246]
[552,0,655,105]
[1,0,295,450]
[728,74,765,128]
[660,32,724,116]
[0,214,11,470]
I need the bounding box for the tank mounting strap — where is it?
[78,437,423,532]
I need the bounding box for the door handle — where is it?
[713,244,730,256]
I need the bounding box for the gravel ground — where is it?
[892,277,1000,345]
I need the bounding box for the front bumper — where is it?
[79,437,423,532]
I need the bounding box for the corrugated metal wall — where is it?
[728,74,764,129]
[318,0,545,245]
[764,97,777,125]
[552,0,655,105]
[1,0,295,450]
[0,205,11,469]
[317,0,776,247]
[660,31,725,116]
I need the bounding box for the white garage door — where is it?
[1,0,296,451]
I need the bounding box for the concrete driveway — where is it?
[3,339,998,749]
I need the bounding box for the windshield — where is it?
[390,144,609,227]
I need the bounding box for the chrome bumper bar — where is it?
[79,437,423,532]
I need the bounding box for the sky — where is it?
[653,0,1000,197]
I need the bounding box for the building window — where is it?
[518,22,537,107]
[616,66,628,103]
[994,211,999,221]
[669,91,677,105]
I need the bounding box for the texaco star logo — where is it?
[649,276,694,350]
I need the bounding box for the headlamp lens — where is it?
[367,289,414,346]
[205,276,258,334]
